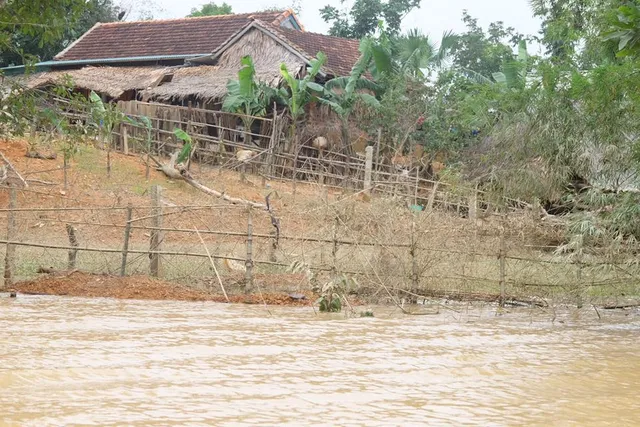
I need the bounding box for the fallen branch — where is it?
[26,179,56,186]
[25,151,57,160]
[0,150,28,187]
[152,151,268,209]
[602,303,640,310]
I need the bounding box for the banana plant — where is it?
[222,55,285,145]
[279,52,327,125]
[89,91,125,177]
[492,40,529,90]
[317,40,381,154]
[174,128,193,165]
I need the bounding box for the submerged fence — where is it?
[1,185,639,308]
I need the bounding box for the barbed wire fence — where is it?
[1,183,639,309]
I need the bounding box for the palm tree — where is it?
[393,29,456,78]
[367,28,456,80]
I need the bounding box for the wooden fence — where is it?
[1,185,639,308]
[111,100,527,218]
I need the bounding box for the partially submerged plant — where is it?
[316,274,359,313]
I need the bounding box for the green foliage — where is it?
[530,0,612,62]
[88,90,124,139]
[0,0,117,67]
[279,52,327,123]
[315,274,358,312]
[320,0,421,38]
[450,11,525,79]
[603,2,640,57]
[223,55,284,119]
[173,128,193,164]
[187,2,233,17]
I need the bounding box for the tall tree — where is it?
[0,0,121,67]
[449,11,523,79]
[187,2,233,17]
[320,0,421,38]
[529,0,619,64]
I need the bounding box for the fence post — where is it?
[267,106,277,178]
[499,217,506,307]
[245,206,254,293]
[122,124,129,155]
[3,185,17,289]
[66,224,79,270]
[331,215,339,278]
[413,167,420,207]
[120,203,133,276]
[149,185,163,278]
[364,146,373,193]
[469,186,478,220]
[426,182,439,211]
[375,127,382,181]
[575,235,584,308]
[410,215,419,290]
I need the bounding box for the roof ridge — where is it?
[99,10,285,27]
[279,26,359,43]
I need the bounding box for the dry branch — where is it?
[194,226,229,302]
[0,150,28,187]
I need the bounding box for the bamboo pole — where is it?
[194,226,229,302]
[149,185,163,277]
[122,125,129,155]
[331,215,339,278]
[410,215,419,290]
[364,146,373,193]
[3,186,16,289]
[427,182,439,211]
[245,206,254,293]
[120,203,133,276]
[499,218,506,307]
[575,235,584,309]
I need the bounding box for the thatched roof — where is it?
[24,66,170,99]
[143,28,305,102]
[141,64,301,102]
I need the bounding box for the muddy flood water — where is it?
[1,296,639,426]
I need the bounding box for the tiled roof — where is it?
[269,27,361,77]
[55,11,287,61]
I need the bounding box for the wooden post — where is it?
[122,125,129,155]
[120,203,133,276]
[331,215,339,278]
[413,167,420,207]
[66,224,79,269]
[245,206,254,293]
[575,235,584,309]
[499,218,506,307]
[3,186,17,289]
[364,146,373,192]
[426,182,439,211]
[469,189,478,220]
[375,127,382,177]
[149,185,163,277]
[292,135,299,198]
[410,215,419,290]
[267,105,277,178]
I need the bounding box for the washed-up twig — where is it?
[194,226,229,303]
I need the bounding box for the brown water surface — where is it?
[1,296,639,426]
